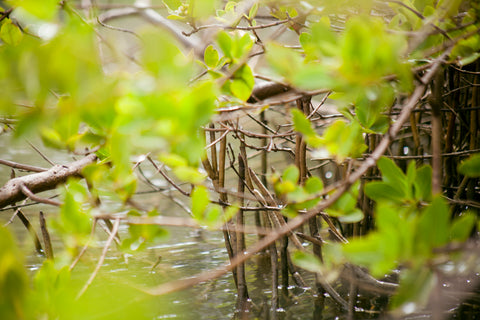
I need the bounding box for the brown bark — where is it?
[0,154,97,209]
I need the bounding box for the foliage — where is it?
[0,0,479,318]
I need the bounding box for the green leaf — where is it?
[406,161,417,187]
[282,165,299,183]
[173,166,206,184]
[365,181,406,203]
[0,227,28,320]
[304,176,324,194]
[58,180,92,240]
[230,64,254,101]
[415,196,449,256]
[458,153,480,177]
[191,186,210,221]
[190,0,218,19]
[292,251,323,273]
[159,153,188,167]
[320,120,367,162]
[233,33,254,59]
[40,127,64,149]
[343,233,396,277]
[414,165,432,201]
[217,31,232,58]
[450,212,476,242]
[292,64,333,90]
[10,0,59,20]
[377,157,406,186]
[0,19,23,46]
[266,42,303,80]
[326,183,360,217]
[163,0,182,11]
[338,209,364,223]
[292,109,316,137]
[248,3,258,20]
[205,206,222,226]
[204,45,219,68]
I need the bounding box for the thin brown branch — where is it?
[0,159,47,172]
[20,183,61,207]
[39,211,54,260]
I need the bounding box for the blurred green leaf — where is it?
[58,179,92,240]
[458,153,480,177]
[304,176,324,194]
[0,19,23,46]
[450,212,476,242]
[191,186,210,221]
[282,165,299,183]
[291,109,317,138]
[292,251,323,273]
[8,0,59,20]
[320,120,367,162]
[229,64,254,101]
[338,209,364,223]
[414,165,432,201]
[0,227,28,320]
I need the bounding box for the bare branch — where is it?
[0,154,97,209]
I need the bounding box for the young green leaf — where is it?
[204,45,219,68]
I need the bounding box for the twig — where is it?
[20,183,61,207]
[147,157,190,196]
[0,159,47,172]
[39,211,54,260]
[77,218,120,299]
[26,141,56,166]
[96,16,141,39]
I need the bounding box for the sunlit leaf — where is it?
[0,19,23,46]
